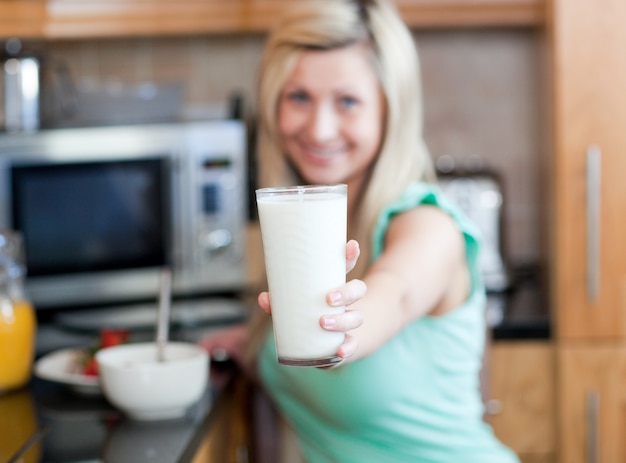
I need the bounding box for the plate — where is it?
[34,348,101,396]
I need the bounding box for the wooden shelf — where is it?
[0,0,545,41]
[398,0,545,29]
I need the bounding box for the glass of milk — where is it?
[255,184,347,367]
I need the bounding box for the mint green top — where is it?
[259,182,520,463]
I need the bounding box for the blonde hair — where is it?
[256,0,435,279]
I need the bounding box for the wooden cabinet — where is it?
[0,0,545,40]
[549,0,626,461]
[558,346,626,463]
[191,377,257,463]
[550,0,626,341]
[486,341,556,463]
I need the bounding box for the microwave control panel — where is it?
[171,120,248,293]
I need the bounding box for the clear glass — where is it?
[0,230,36,394]
[255,185,347,367]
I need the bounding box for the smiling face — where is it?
[277,44,385,196]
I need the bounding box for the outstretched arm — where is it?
[259,206,468,365]
[333,206,470,362]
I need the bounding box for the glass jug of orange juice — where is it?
[0,230,36,394]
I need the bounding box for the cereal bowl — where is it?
[96,342,208,421]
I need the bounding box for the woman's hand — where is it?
[197,323,249,386]
[257,239,366,361]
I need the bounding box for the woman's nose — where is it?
[308,103,338,141]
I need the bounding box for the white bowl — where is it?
[96,342,209,421]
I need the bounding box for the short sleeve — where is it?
[371,181,484,292]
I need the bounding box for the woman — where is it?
[202,0,520,461]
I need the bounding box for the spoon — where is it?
[156,267,172,363]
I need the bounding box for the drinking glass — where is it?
[256,184,347,367]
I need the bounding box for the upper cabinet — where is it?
[549,0,626,340]
[0,0,546,40]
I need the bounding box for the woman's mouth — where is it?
[298,141,346,164]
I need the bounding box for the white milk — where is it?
[256,185,347,366]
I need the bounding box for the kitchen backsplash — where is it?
[8,28,545,268]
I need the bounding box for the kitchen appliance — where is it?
[437,168,509,293]
[0,119,248,310]
[2,38,41,132]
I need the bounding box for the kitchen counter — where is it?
[3,296,255,463]
[488,263,551,341]
[12,378,212,463]
[3,364,261,463]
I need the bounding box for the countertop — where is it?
[4,296,253,463]
[488,263,551,341]
[4,377,214,463]
[3,363,270,463]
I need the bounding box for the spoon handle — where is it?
[156,267,172,362]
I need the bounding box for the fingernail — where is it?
[329,292,341,305]
[322,316,336,329]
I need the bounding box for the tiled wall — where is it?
[417,29,545,268]
[41,35,264,119]
[28,28,545,267]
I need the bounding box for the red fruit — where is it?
[100,329,130,348]
[79,328,130,377]
[82,357,99,376]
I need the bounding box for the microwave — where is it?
[0,120,248,310]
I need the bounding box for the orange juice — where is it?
[0,298,36,393]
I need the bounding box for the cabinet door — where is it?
[191,376,256,463]
[550,0,626,339]
[486,342,556,461]
[559,346,626,463]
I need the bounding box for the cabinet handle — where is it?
[586,390,600,463]
[586,145,601,303]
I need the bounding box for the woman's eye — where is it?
[338,96,358,109]
[286,91,309,104]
